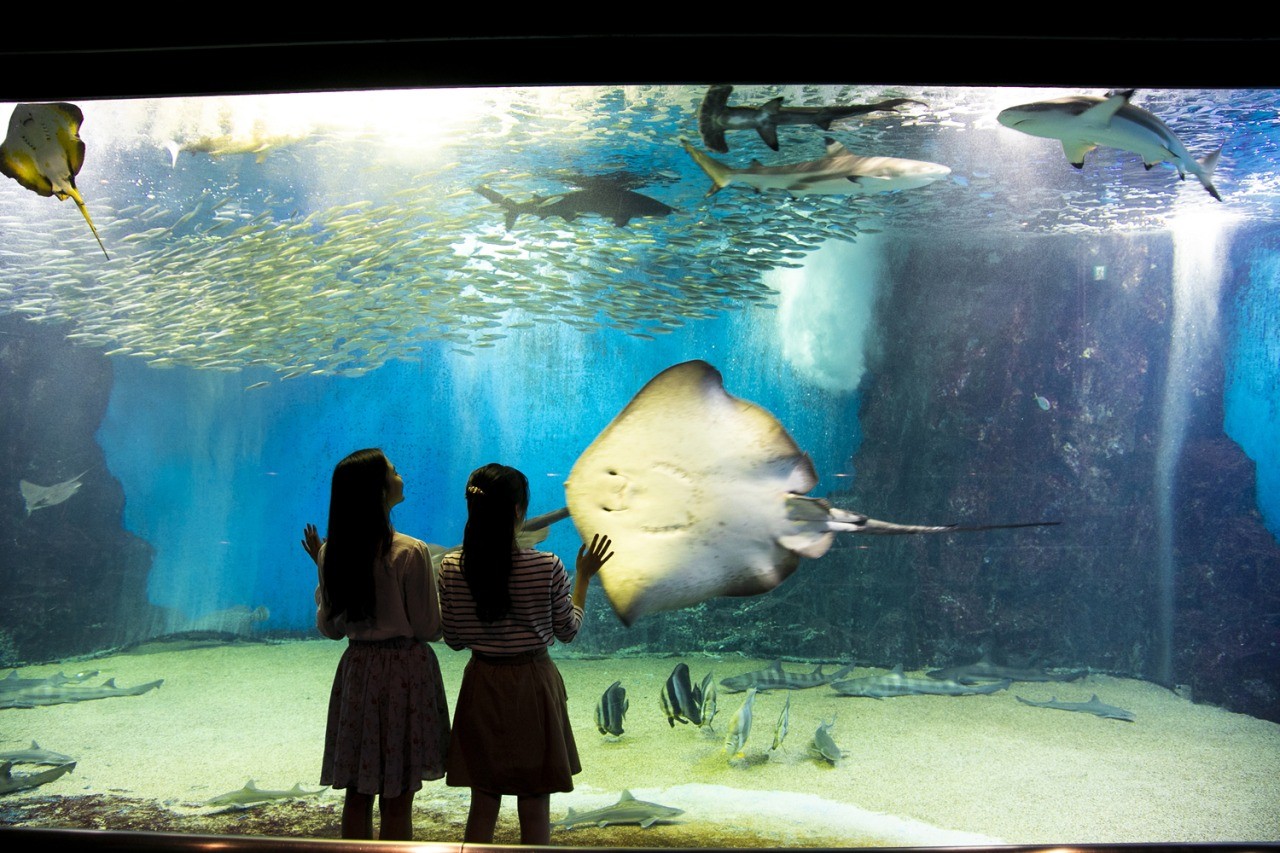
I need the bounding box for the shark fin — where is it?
[1198,147,1224,201]
[704,128,728,153]
[1081,94,1129,127]
[1062,140,1096,168]
[756,95,784,149]
[619,790,635,800]
[641,817,658,828]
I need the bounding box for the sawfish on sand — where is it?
[564,360,1058,625]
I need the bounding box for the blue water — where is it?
[1225,237,1280,536]
[98,309,865,631]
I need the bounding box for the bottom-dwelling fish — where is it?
[1016,694,1135,722]
[551,790,684,829]
[809,717,841,764]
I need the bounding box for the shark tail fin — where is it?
[680,138,732,197]
[475,185,521,229]
[164,141,182,168]
[1198,147,1224,201]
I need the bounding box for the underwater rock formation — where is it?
[0,314,156,664]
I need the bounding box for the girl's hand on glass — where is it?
[576,532,614,581]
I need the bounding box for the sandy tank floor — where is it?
[1,639,1278,846]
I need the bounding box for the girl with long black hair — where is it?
[438,462,613,844]
[307,448,450,840]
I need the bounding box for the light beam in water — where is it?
[1156,207,1233,686]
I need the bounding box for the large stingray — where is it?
[565,361,1055,625]
[0,103,108,258]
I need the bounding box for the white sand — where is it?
[2,640,1279,845]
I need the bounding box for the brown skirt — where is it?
[445,648,581,794]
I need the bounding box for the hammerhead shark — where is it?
[698,84,925,153]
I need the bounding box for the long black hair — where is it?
[460,462,529,623]
[321,448,394,624]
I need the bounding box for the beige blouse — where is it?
[315,531,443,642]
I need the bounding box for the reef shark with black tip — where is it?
[682,137,950,197]
[996,89,1222,201]
[475,179,674,229]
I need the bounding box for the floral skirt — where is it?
[321,637,450,798]
[446,648,580,794]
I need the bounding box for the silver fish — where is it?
[771,694,790,751]
[724,687,757,758]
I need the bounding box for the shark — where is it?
[720,660,853,693]
[475,181,674,228]
[19,470,89,516]
[0,676,163,709]
[552,790,684,830]
[0,103,109,258]
[1,669,99,693]
[1016,694,1135,722]
[996,90,1222,201]
[205,780,329,809]
[697,84,925,153]
[927,655,1088,685]
[0,760,76,795]
[681,137,951,197]
[830,666,1011,699]
[0,741,75,766]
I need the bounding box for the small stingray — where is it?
[19,470,88,516]
[565,361,1056,625]
[0,103,108,258]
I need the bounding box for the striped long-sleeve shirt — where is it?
[438,548,582,655]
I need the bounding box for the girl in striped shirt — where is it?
[438,462,613,844]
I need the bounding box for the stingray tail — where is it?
[820,502,1060,536]
[63,185,109,259]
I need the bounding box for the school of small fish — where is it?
[0,84,1257,382]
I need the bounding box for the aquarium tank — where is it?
[0,32,1278,849]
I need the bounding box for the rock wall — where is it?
[0,314,156,664]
